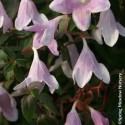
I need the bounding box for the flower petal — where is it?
[40,16,62,45]
[0,1,13,33]
[98,9,119,47]
[15,0,31,30]
[3,15,13,34]
[72,39,94,88]
[47,39,59,56]
[24,25,45,32]
[33,32,44,49]
[14,47,59,92]
[49,58,62,72]
[44,75,59,92]
[0,16,4,28]
[67,44,79,68]
[87,0,110,13]
[49,0,82,14]
[93,63,110,83]
[13,78,30,90]
[73,7,91,31]
[92,29,103,45]
[65,101,82,125]
[0,86,18,121]
[89,107,109,125]
[62,61,72,78]
[73,38,110,88]
[15,0,39,30]
[33,13,48,25]
[117,22,125,37]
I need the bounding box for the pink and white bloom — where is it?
[65,101,82,125]
[13,47,59,94]
[89,107,109,125]
[72,38,110,88]
[49,0,110,31]
[0,1,13,33]
[0,86,18,121]
[24,15,63,56]
[15,0,41,30]
[93,9,125,47]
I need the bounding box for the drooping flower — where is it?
[89,107,109,125]
[0,86,18,121]
[13,47,59,94]
[93,9,125,47]
[65,101,82,125]
[72,38,110,88]
[15,0,41,30]
[24,14,63,56]
[0,1,13,33]
[49,0,110,31]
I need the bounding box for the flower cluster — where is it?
[0,0,125,124]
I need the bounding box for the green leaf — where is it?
[69,19,76,31]
[4,64,14,80]
[59,15,70,38]
[20,37,33,50]
[11,89,30,97]
[61,48,72,69]
[38,93,59,115]
[16,58,28,67]
[21,95,36,123]
[13,65,25,82]
[37,115,58,125]
[2,47,16,59]
[0,33,10,45]
[0,49,7,60]
[2,0,20,19]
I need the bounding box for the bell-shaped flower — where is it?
[15,0,41,30]
[72,38,110,88]
[0,1,13,33]
[24,14,63,56]
[50,44,79,78]
[89,107,109,125]
[0,86,18,121]
[49,0,110,31]
[65,101,82,125]
[93,9,125,47]
[13,47,59,94]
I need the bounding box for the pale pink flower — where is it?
[15,0,41,30]
[24,15,63,56]
[93,9,125,47]
[89,107,109,125]
[72,38,110,88]
[65,101,82,125]
[49,0,110,31]
[13,47,59,94]
[0,1,13,33]
[0,86,18,121]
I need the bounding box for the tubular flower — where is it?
[14,47,59,94]
[0,1,13,33]
[49,0,110,31]
[65,101,82,125]
[24,14,63,56]
[72,38,110,88]
[0,86,18,121]
[15,0,41,30]
[89,107,109,125]
[93,9,125,47]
